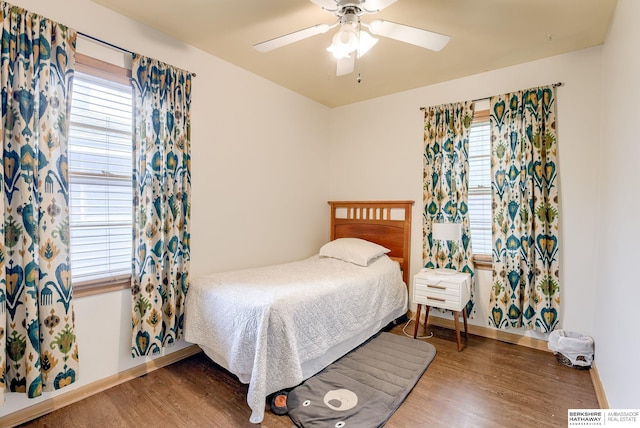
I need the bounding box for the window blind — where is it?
[468,120,492,255]
[68,71,133,284]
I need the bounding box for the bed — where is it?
[184,200,413,423]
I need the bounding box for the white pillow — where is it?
[319,238,390,267]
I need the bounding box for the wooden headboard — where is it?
[328,200,414,286]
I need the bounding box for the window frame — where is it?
[469,109,492,270]
[72,53,133,298]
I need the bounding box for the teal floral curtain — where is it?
[0,2,79,402]
[423,102,476,313]
[131,55,191,357]
[488,86,560,332]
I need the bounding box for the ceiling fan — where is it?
[254,0,450,78]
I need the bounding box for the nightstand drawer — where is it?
[414,278,461,297]
[413,290,461,310]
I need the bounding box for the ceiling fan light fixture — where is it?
[327,24,359,58]
[327,25,378,59]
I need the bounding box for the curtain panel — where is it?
[131,55,192,357]
[488,86,560,332]
[0,2,79,402]
[422,102,476,314]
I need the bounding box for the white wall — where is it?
[2,0,331,417]
[594,0,640,409]
[328,46,604,342]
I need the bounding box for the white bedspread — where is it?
[184,254,407,423]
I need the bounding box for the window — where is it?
[468,110,492,266]
[69,54,133,296]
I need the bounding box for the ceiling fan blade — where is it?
[254,24,330,53]
[362,0,397,12]
[308,0,338,11]
[368,20,450,51]
[336,55,355,76]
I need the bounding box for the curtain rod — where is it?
[471,81,563,103]
[77,31,197,77]
[78,31,134,55]
[419,82,563,110]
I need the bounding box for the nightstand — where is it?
[413,268,471,351]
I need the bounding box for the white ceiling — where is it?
[91,0,617,108]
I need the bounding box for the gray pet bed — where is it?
[286,332,437,427]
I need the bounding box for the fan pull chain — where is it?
[356,50,362,83]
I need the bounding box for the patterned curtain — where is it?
[131,55,191,357]
[488,86,560,332]
[0,2,79,402]
[423,102,476,313]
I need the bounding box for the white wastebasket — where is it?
[548,329,594,369]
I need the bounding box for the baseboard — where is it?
[0,344,202,428]
[425,314,550,352]
[589,361,609,409]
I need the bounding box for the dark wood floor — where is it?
[18,322,598,427]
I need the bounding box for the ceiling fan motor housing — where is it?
[339,8,361,28]
[335,2,365,17]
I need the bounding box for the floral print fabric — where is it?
[131,55,191,357]
[423,102,476,314]
[488,86,560,332]
[0,1,79,402]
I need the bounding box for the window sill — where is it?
[74,276,131,298]
[473,254,492,270]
